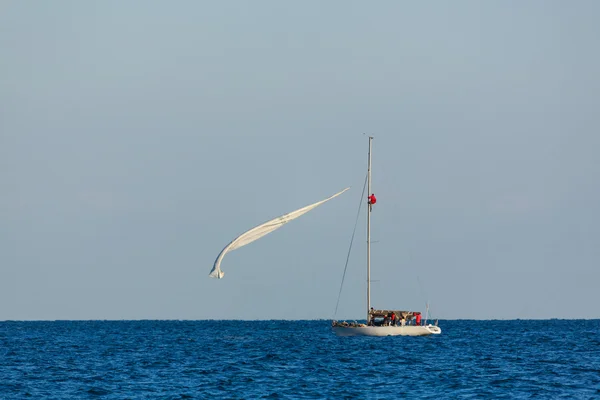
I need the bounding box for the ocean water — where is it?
[1,320,599,399]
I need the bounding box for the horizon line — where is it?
[1,317,599,322]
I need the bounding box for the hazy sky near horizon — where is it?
[2,1,599,320]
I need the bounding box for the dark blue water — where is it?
[1,320,599,399]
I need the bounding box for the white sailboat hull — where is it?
[333,324,441,337]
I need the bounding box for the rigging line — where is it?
[416,275,437,321]
[416,275,428,302]
[416,275,429,314]
[334,172,369,318]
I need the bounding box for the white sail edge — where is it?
[209,187,350,279]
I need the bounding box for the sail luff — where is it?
[209,187,350,279]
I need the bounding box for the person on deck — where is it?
[391,312,396,326]
[416,312,422,326]
[368,194,376,211]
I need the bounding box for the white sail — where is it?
[209,188,350,279]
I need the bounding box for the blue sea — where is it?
[1,320,599,399]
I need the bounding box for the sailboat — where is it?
[332,137,441,337]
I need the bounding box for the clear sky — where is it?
[2,1,599,320]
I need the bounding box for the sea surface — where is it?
[1,320,599,399]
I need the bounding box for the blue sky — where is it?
[2,1,599,320]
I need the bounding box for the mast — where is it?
[367,136,373,323]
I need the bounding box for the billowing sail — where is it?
[209,188,349,279]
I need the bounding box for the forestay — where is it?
[209,188,350,279]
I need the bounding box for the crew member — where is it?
[368,193,377,211]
